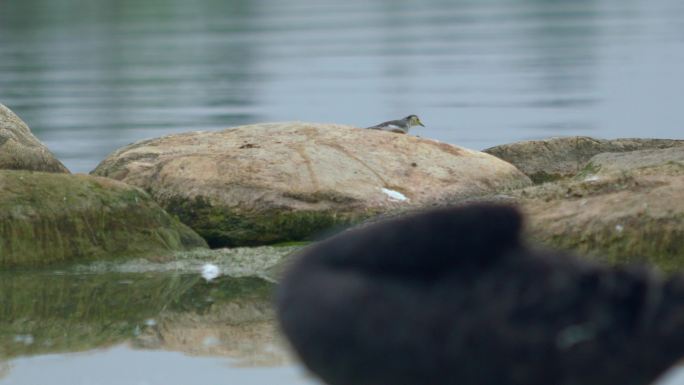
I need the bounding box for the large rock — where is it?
[0,170,207,268]
[518,146,684,271]
[92,122,531,247]
[0,104,69,173]
[484,136,684,183]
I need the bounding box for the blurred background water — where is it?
[1,0,683,173]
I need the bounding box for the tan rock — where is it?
[0,104,69,173]
[92,122,531,247]
[518,146,684,271]
[581,146,684,177]
[484,136,684,183]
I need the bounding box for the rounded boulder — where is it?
[92,122,531,246]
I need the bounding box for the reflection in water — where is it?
[1,0,684,172]
[138,275,291,366]
[0,268,310,384]
[0,271,198,358]
[0,270,288,362]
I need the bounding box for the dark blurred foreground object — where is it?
[276,203,684,385]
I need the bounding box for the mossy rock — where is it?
[517,147,684,271]
[0,170,207,268]
[165,195,373,247]
[484,136,684,183]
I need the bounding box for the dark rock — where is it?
[277,203,684,385]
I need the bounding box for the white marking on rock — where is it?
[584,175,600,182]
[201,263,221,281]
[381,188,408,202]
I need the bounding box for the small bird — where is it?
[366,115,425,134]
[277,203,684,385]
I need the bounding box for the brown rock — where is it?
[518,146,684,271]
[92,122,531,247]
[484,136,684,183]
[0,104,69,173]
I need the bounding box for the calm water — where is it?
[0,268,317,385]
[1,0,684,173]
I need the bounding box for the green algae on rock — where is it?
[164,194,366,247]
[484,136,684,183]
[0,170,207,268]
[517,146,684,271]
[0,104,69,173]
[92,122,531,247]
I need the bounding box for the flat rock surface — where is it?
[484,136,684,183]
[584,146,684,177]
[0,104,69,173]
[517,146,684,271]
[0,170,207,267]
[92,122,531,246]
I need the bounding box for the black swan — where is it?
[276,203,684,385]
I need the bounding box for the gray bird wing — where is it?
[366,119,408,133]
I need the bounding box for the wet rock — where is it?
[0,104,69,173]
[277,203,684,385]
[0,170,207,268]
[92,122,531,247]
[518,146,684,270]
[484,136,684,183]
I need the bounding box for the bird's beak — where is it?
[418,119,425,127]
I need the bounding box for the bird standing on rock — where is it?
[366,115,425,134]
[276,203,684,385]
